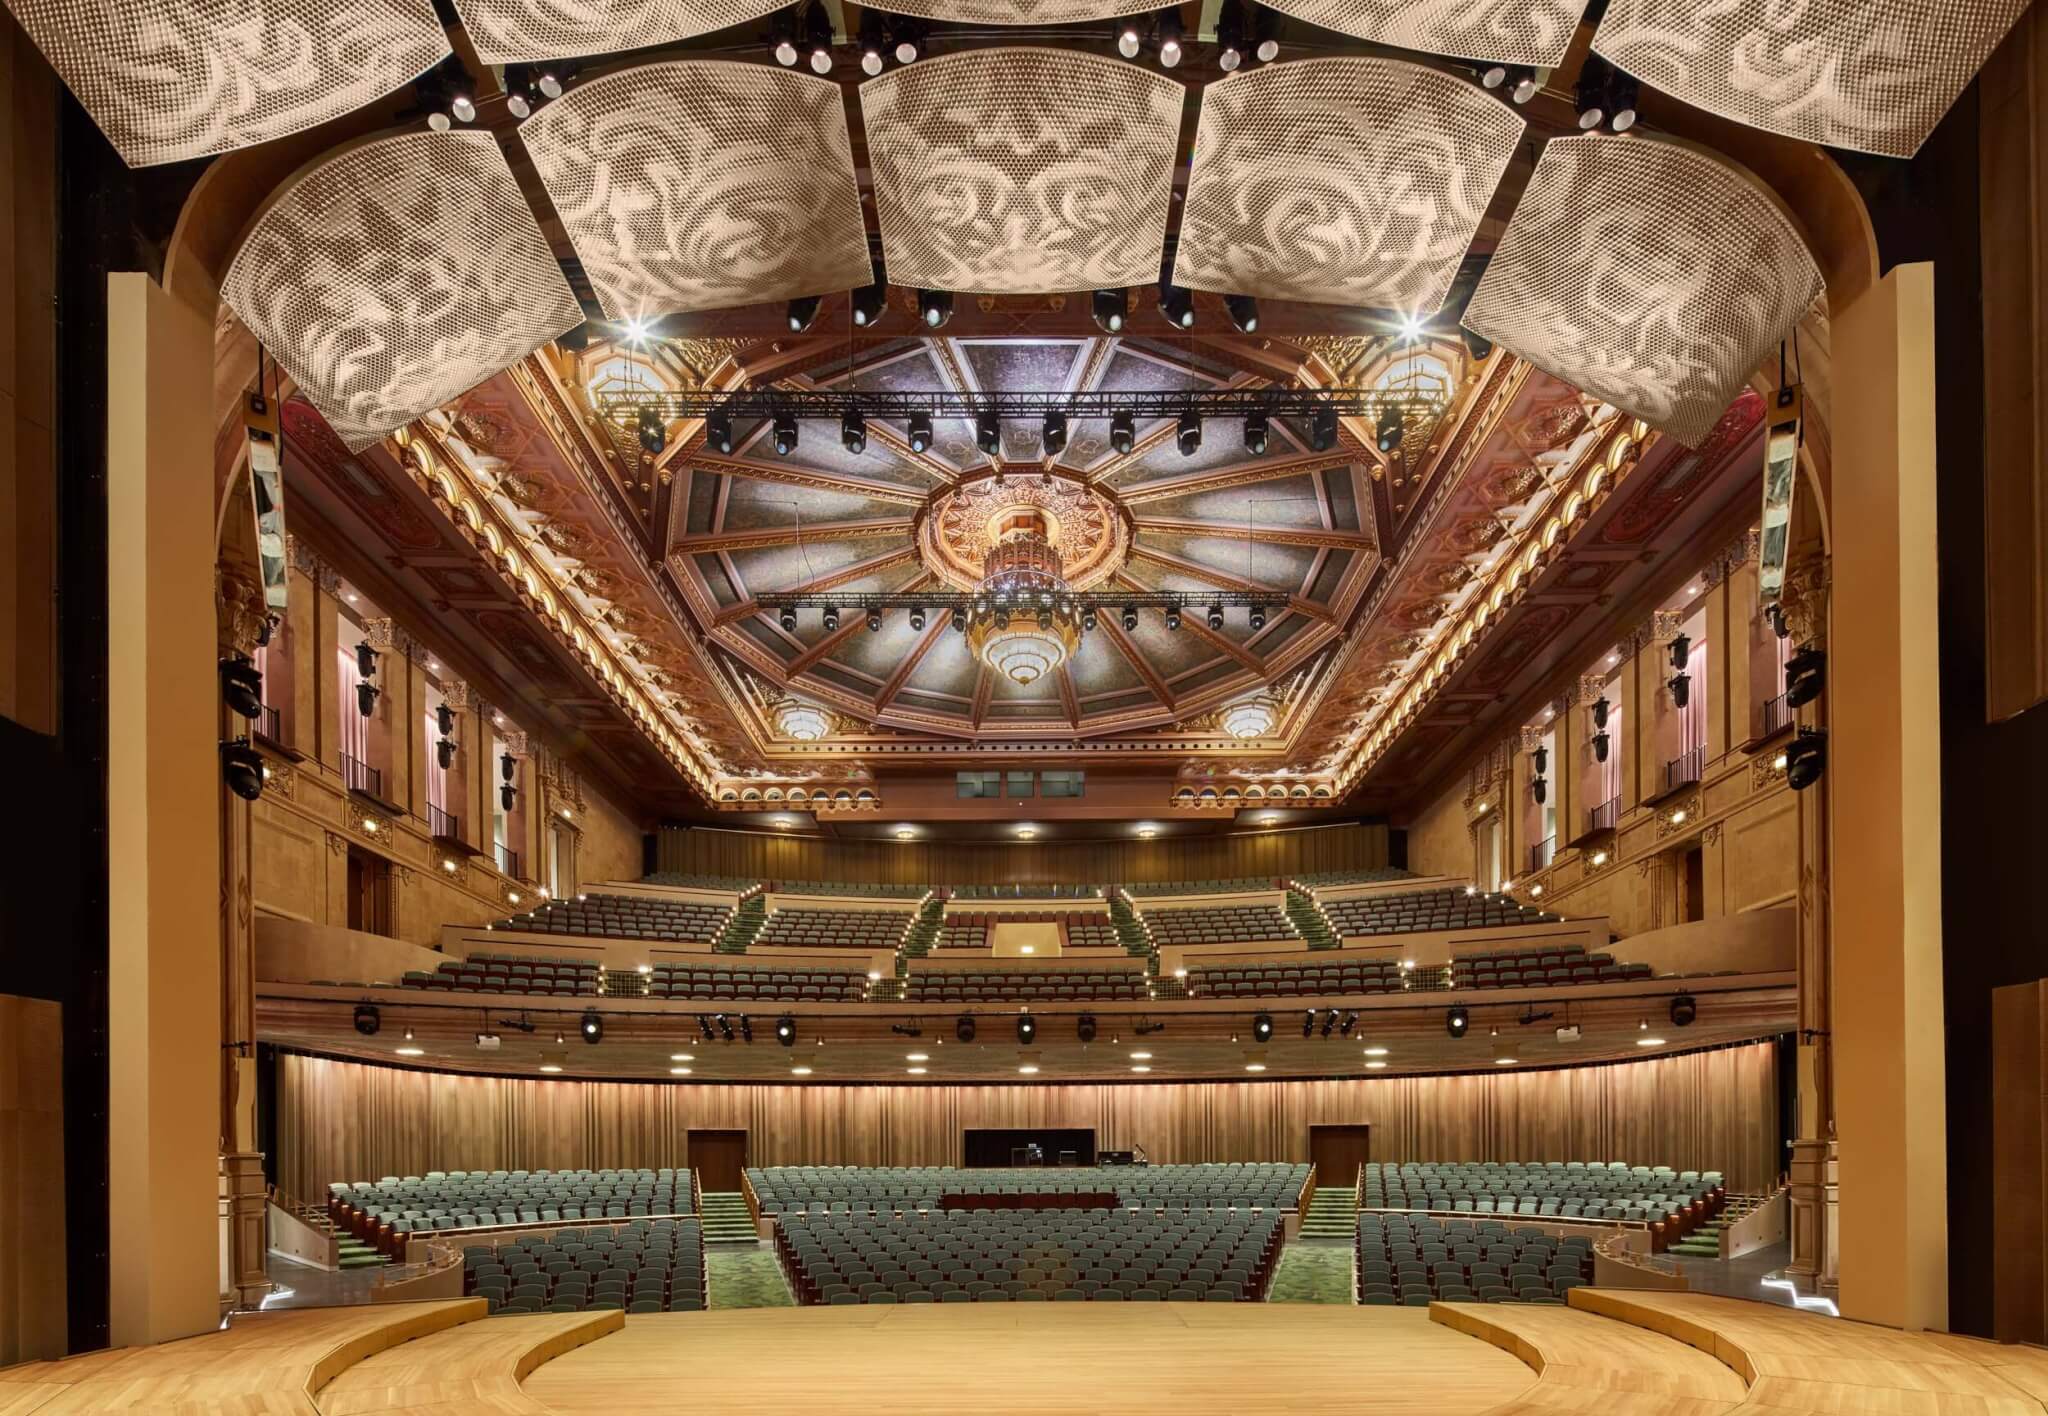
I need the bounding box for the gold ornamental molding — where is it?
[216,563,270,657]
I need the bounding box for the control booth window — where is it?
[957,771,1001,798]
[1040,770,1085,798]
[1005,770,1035,798]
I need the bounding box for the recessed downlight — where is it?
[539,1064,563,1074]
[790,1066,813,1076]
[1493,1057,1517,1065]
[907,1066,928,1075]
[1130,1065,1151,1073]
[1362,1046,1389,1057]
[907,1052,929,1062]
[670,1066,692,1075]
[395,1046,424,1057]
[1129,1051,1152,1060]
[1244,1063,1266,1073]
[670,1053,694,1062]
[1018,1064,1039,1075]
[1636,1036,1667,1047]
[1364,1060,1387,1070]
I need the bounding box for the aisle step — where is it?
[699,1191,761,1244]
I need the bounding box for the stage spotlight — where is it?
[906,410,934,453]
[909,606,927,631]
[1460,326,1494,362]
[1110,410,1137,454]
[1043,408,1068,456]
[1340,1012,1358,1035]
[1215,0,1246,69]
[1253,4,1279,61]
[1081,606,1098,632]
[579,1010,603,1043]
[772,9,798,65]
[951,607,969,632]
[1309,402,1338,452]
[1668,995,1698,1028]
[801,0,833,72]
[1117,17,1142,57]
[1251,1012,1274,1044]
[1668,671,1691,710]
[501,783,517,812]
[1225,293,1259,333]
[1156,6,1183,66]
[1302,1010,1315,1038]
[866,607,884,632]
[1158,283,1195,328]
[1446,1006,1470,1038]
[821,607,841,633]
[787,294,822,332]
[976,410,1001,456]
[918,288,954,329]
[1592,730,1610,764]
[1017,1015,1037,1045]
[779,607,798,632]
[858,9,885,74]
[841,408,867,455]
[1248,603,1267,631]
[1320,1010,1337,1038]
[1785,645,1826,707]
[893,19,922,62]
[717,1014,735,1041]
[740,1015,754,1043]
[1480,62,1510,90]
[353,1003,380,1036]
[1176,409,1201,456]
[1163,605,1182,631]
[1121,604,1139,631]
[705,407,734,454]
[776,1015,797,1046]
[851,275,889,328]
[957,1015,977,1043]
[220,657,263,719]
[436,738,456,771]
[699,1015,716,1041]
[1206,603,1224,631]
[1375,404,1403,454]
[356,680,380,718]
[1243,410,1268,455]
[1093,287,1129,333]
[1077,1015,1097,1043]
[773,412,799,456]
[1785,727,1827,791]
[636,406,666,455]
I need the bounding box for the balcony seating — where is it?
[1067,919,1120,948]
[755,907,913,949]
[939,921,988,949]
[1124,877,1281,897]
[773,880,926,899]
[647,964,869,1002]
[1290,868,1416,888]
[748,1163,1309,1215]
[1320,888,1555,938]
[1189,958,1415,997]
[905,969,1149,1002]
[1360,1161,1721,1222]
[489,892,731,942]
[464,1217,706,1315]
[401,953,600,995]
[776,1205,1286,1305]
[1141,903,1297,947]
[637,872,760,892]
[1450,944,1651,987]
[1356,1213,1593,1306]
[936,911,1119,948]
[329,1168,696,1253]
[952,883,1104,900]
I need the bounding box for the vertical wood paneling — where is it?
[277,1043,1778,1200]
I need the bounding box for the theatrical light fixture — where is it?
[1243,411,1268,456]
[1252,4,1279,61]
[1309,403,1339,452]
[1177,409,1202,456]
[1575,54,1639,133]
[1321,1011,1338,1038]
[1785,645,1826,707]
[1248,603,1267,631]
[1093,287,1129,334]
[773,412,800,456]
[1118,604,1140,632]
[220,657,263,719]
[1340,1012,1358,1036]
[865,607,883,633]
[1081,606,1098,632]
[976,410,1001,456]
[1017,1015,1037,1045]
[1155,6,1184,66]
[1591,694,1611,731]
[1158,283,1195,329]
[436,738,456,771]
[801,0,834,72]
[1251,1012,1274,1044]
[956,1015,977,1043]
[1225,292,1259,333]
[909,606,927,631]
[1375,404,1403,453]
[538,70,565,99]
[355,640,378,678]
[776,1015,797,1046]
[353,1004,381,1036]
[705,407,734,455]
[778,607,798,632]
[821,607,841,633]
[950,607,969,633]
[718,1014,735,1041]
[772,12,799,65]
[1301,1010,1316,1038]
[906,410,933,453]
[579,1010,603,1043]
[1216,0,1247,69]
[1593,730,1610,764]
[852,274,888,328]
[1110,410,1137,455]
[918,288,954,329]
[1668,671,1691,710]
[786,294,822,333]
[1445,1006,1470,1038]
[1163,605,1182,631]
[1117,18,1143,57]
[893,19,922,63]
[1668,995,1698,1028]
[1077,1015,1097,1043]
[1206,603,1225,631]
[858,10,885,75]
[637,405,666,455]
[1042,408,1067,456]
[841,408,867,455]
[1785,727,1827,791]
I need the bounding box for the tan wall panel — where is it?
[0,995,64,1364]
[1402,777,1472,882]
[576,777,644,888]
[1723,792,1798,913]
[277,1041,1779,1200]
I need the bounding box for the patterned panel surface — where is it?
[4,0,449,167]
[1464,135,1822,448]
[1594,0,2027,158]
[859,0,1155,21]
[861,48,1182,294]
[449,0,788,62]
[222,131,582,451]
[1173,58,1522,313]
[1254,0,1585,64]
[523,61,871,318]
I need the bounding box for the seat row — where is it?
[951,883,1105,900]
[490,892,732,941]
[645,965,869,1002]
[905,970,1150,1001]
[1321,888,1558,937]
[746,1163,1309,1215]
[773,880,926,898]
[1357,1215,1592,1306]
[464,1218,706,1315]
[1142,904,1297,946]
[1123,878,1283,897]
[755,908,912,949]
[329,1168,695,1251]
[402,955,598,995]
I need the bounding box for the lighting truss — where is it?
[595,386,1437,425]
[756,588,1277,614]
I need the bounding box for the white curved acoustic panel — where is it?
[522,61,871,318]
[222,131,581,451]
[860,48,1182,295]
[858,0,1154,22]
[1594,0,2026,158]
[1255,0,1585,65]
[1464,135,1822,448]
[447,0,788,64]
[3,0,449,168]
[1173,58,1522,314]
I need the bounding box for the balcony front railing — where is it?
[1759,691,1792,738]
[256,703,282,743]
[340,752,381,798]
[1588,795,1619,834]
[1528,836,1555,873]
[428,803,460,840]
[1664,745,1703,794]
[496,843,521,878]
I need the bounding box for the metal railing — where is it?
[1759,691,1792,738]
[1528,836,1555,873]
[1588,795,1619,834]
[428,803,460,839]
[1663,745,1703,794]
[256,703,282,742]
[496,843,521,878]
[340,751,381,798]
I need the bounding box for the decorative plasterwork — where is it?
[216,563,270,656]
[861,0,1156,21]
[920,473,1128,591]
[223,131,581,451]
[1466,135,1823,449]
[1255,0,1587,64]
[1594,0,2027,158]
[1174,58,1523,314]
[449,0,787,62]
[3,0,449,167]
[860,49,1182,294]
[522,61,872,318]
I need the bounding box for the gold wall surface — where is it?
[0,995,64,1365]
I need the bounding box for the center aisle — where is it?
[708,1245,796,1309]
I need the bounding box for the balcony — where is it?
[1663,745,1703,795]
[340,751,382,799]
[496,843,521,878]
[1528,836,1555,873]
[255,703,282,744]
[1759,691,1792,739]
[428,803,461,841]
[1588,795,1619,834]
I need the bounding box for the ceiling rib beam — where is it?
[1096,616,1177,711]
[1113,572,1265,676]
[785,573,935,675]
[1118,451,1351,505]
[672,517,914,555]
[686,453,927,506]
[1056,665,1081,728]
[1132,516,1374,551]
[1126,545,1335,624]
[713,545,921,626]
[874,616,953,714]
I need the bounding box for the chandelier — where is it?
[964,527,1083,686]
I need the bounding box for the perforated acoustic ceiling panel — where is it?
[858,0,1155,23]
[1255,0,1585,64]
[523,62,872,318]
[1174,58,1522,314]
[1464,135,1822,449]
[1593,0,2026,158]
[861,48,1182,295]
[222,131,581,451]
[448,0,787,63]
[3,0,449,167]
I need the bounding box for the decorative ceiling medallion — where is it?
[1222,694,1281,740]
[223,131,581,452]
[1254,0,1586,64]
[920,473,1128,592]
[522,61,871,318]
[860,0,1156,21]
[1464,135,1821,448]
[774,699,832,740]
[1593,0,2026,158]
[448,0,788,63]
[1175,58,1521,313]
[860,48,1181,294]
[4,0,449,167]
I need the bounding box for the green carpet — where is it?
[707,1245,795,1309]
[1265,1242,1353,1304]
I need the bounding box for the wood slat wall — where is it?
[277,1041,1778,1199]
[653,822,1391,887]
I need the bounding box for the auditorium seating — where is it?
[402,953,600,995]
[938,919,988,948]
[1320,888,1556,938]
[488,892,731,942]
[1450,944,1652,987]
[952,883,1104,900]
[1067,918,1120,948]
[647,964,869,1002]
[905,969,1149,1002]
[1189,957,1419,998]
[775,1206,1286,1304]
[462,1217,706,1314]
[1141,903,1298,947]
[935,911,1120,949]
[1124,877,1280,897]
[1361,1162,1721,1222]
[1355,1213,1593,1305]
[747,1163,1309,1215]
[754,907,913,949]
[638,872,759,891]
[1290,868,1416,888]
[329,1168,696,1252]
[774,880,926,899]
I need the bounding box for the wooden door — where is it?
[1309,1124,1372,1192]
[688,1129,749,1193]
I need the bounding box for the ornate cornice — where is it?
[216,562,270,656]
